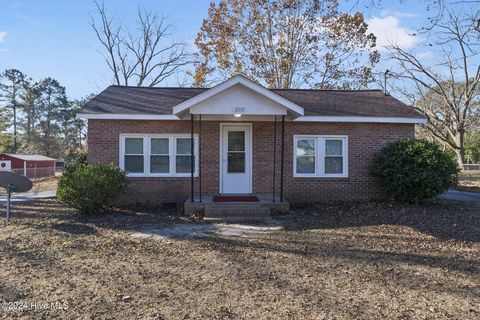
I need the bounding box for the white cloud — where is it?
[0,31,6,43]
[380,10,417,18]
[367,16,420,52]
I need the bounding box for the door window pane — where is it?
[326,140,343,156]
[151,138,169,154]
[296,156,315,174]
[228,131,245,152]
[176,155,193,173]
[125,138,143,154]
[151,155,169,173]
[325,157,343,174]
[125,155,144,173]
[228,153,245,173]
[296,139,315,156]
[176,138,192,155]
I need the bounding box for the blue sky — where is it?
[0,0,435,99]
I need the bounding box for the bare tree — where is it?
[389,11,480,164]
[91,1,191,87]
[349,0,479,34]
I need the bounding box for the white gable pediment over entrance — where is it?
[191,83,287,115]
[172,75,304,119]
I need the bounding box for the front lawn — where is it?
[0,199,479,319]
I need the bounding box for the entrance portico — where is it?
[173,75,303,213]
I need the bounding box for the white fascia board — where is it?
[172,75,304,116]
[294,116,427,124]
[77,113,180,120]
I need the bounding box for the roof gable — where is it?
[172,75,304,118]
[189,83,288,116]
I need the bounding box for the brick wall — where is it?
[88,119,414,205]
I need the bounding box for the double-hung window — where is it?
[294,135,348,177]
[120,134,198,177]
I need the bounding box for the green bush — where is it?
[371,139,459,203]
[57,164,129,214]
[63,151,88,176]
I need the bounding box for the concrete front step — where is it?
[205,202,271,217]
[184,197,290,218]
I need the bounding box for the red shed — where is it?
[0,153,57,178]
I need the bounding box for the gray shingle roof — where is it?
[80,85,424,119]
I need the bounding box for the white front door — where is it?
[220,124,252,194]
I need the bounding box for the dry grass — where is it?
[0,175,59,195]
[0,199,479,319]
[30,175,60,193]
[458,170,480,192]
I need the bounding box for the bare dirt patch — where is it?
[0,199,479,319]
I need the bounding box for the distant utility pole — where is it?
[384,69,389,96]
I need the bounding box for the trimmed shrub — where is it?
[371,139,459,203]
[57,164,129,214]
[63,151,88,176]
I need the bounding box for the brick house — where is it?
[78,75,425,214]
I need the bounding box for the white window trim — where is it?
[119,134,199,177]
[293,135,348,178]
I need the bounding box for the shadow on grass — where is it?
[52,222,97,235]
[8,198,176,236]
[8,198,480,243]
[282,200,480,243]
[190,235,480,300]
[194,234,479,275]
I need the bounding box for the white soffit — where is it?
[77,113,426,124]
[294,116,427,124]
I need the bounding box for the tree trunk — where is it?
[12,87,17,154]
[456,129,466,165]
[454,149,464,165]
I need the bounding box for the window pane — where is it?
[151,138,169,155]
[176,138,192,155]
[125,138,143,154]
[228,152,245,173]
[150,155,169,173]
[325,140,342,156]
[125,155,144,173]
[228,131,245,152]
[176,155,193,173]
[325,157,343,174]
[296,156,315,174]
[296,139,315,156]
